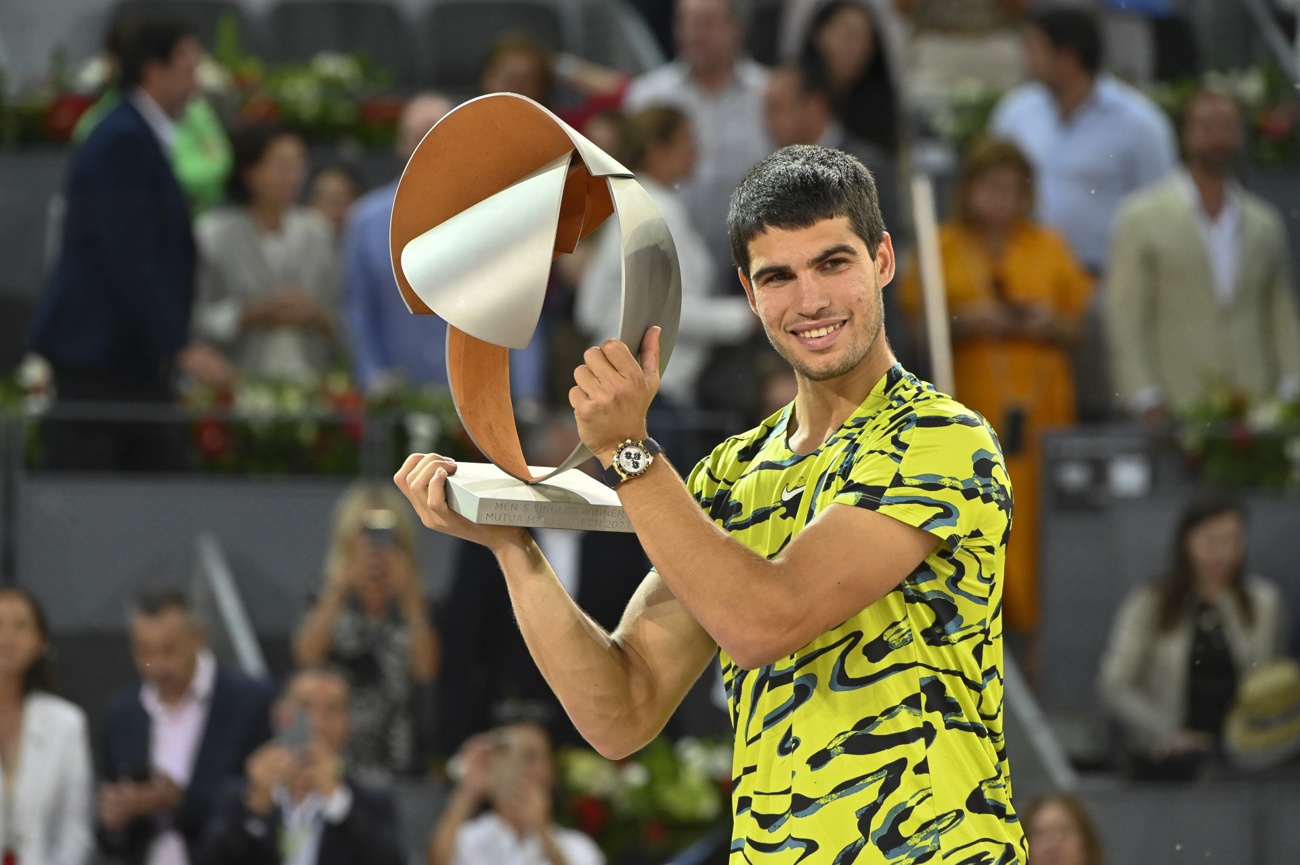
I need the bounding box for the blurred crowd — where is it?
[10,0,1300,862]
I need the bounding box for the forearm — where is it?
[294,591,346,665]
[540,829,572,865]
[427,789,480,865]
[404,606,441,681]
[493,533,666,755]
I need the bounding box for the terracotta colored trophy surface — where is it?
[390,93,681,527]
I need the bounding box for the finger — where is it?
[426,466,450,515]
[394,453,427,494]
[568,386,589,410]
[639,326,661,379]
[602,337,643,380]
[573,364,601,398]
[583,344,622,383]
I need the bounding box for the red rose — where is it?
[1259,105,1298,142]
[571,795,609,837]
[195,418,233,460]
[240,96,280,124]
[642,819,669,847]
[45,93,95,142]
[360,95,405,128]
[1228,422,1254,451]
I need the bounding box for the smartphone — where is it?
[275,705,311,751]
[361,509,398,549]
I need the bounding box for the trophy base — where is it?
[443,462,633,532]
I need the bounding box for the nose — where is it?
[792,272,831,317]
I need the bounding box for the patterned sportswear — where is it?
[686,365,1025,864]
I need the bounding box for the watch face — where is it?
[616,444,650,476]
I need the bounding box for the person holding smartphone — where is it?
[193,668,405,865]
[293,483,440,784]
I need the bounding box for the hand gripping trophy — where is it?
[389,93,682,531]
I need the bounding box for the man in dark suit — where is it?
[28,18,230,472]
[99,586,275,865]
[193,667,406,865]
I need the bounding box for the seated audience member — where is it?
[193,668,406,865]
[99,586,275,865]
[0,587,94,865]
[800,0,901,155]
[307,164,364,245]
[427,717,604,865]
[1107,88,1300,422]
[1023,793,1105,865]
[898,0,1029,110]
[294,483,440,785]
[435,415,650,755]
[342,95,454,395]
[479,32,629,131]
[624,0,773,291]
[74,17,233,214]
[899,139,1091,635]
[1099,490,1290,779]
[191,124,339,383]
[577,106,753,409]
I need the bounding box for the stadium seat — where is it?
[264,0,417,89]
[112,0,254,53]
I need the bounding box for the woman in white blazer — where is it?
[1099,490,1289,779]
[0,586,93,865]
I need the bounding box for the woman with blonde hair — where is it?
[1023,793,1105,865]
[900,138,1092,637]
[294,482,440,783]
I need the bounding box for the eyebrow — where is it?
[750,244,860,284]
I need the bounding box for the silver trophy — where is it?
[390,93,682,531]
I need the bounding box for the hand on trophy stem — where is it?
[570,327,662,464]
[394,453,526,552]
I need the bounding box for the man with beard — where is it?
[396,146,1024,863]
[1107,88,1300,423]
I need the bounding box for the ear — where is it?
[875,232,896,288]
[737,267,759,314]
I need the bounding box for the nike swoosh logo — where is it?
[782,485,806,504]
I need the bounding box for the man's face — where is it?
[286,672,351,753]
[739,215,893,384]
[1183,94,1242,174]
[764,70,815,148]
[130,608,202,698]
[1023,26,1060,87]
[491,723,555,795]
[146,36,201,119]
[676,0,740,72]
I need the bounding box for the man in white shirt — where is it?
[1107,89,1300,420]
[98,587,275,865]
[428,718,604,865]
[624,0,774,291]
[192,668,406,865]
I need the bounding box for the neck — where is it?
[0,679,24,712]
[788,341,896,454]
[1052,73,1095,120]
[250,201,287,232]
[690,57,735,93]
[1188,164,1229,216]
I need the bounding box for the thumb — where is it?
[639,326,661,380]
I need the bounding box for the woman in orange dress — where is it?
[901,139,1092,634]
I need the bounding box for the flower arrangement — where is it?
[1149,65,1299,165]
[557,736,732,863]
[1177,388,1300,488]
[929,78,1006,156]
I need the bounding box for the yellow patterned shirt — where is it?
[686,366,1025,864]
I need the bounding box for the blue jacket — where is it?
[98,668,276,865]
[29,97,196,381]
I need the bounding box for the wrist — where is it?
[245,787,275,815]
[593,428,650,468]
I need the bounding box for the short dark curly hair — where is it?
[727,145,885,278]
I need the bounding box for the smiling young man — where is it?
[396,146,1024,863]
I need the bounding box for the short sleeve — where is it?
[832,411,1012,553]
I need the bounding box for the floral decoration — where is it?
[1177,387,1300,488]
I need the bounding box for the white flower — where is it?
[619,762,650,788]
[310,52,362,85]
[17,353,52,392]
[1235,68,1268,107]
[74,56,112,93]
[404,412,441,453]
[196,56,233,94]
[1248,399,1284,432]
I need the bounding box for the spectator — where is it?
[0,586,94,865]
[28,19,232,472]
[1023,793,1105,865]
[436,415,650,755]
[577,106,753,409]
[342,95,454,395]
[1098,490,1290,780]
[897,0,1030,111]
[800,0,901,155]
[624,0,773,292]
[191,124,339,384]
[294,483,440,785]
[898,139,1091,634]
[99,586,275,865]
[989,6,1176,274]
[74,17,233,214]
[307,164,364,245]
[427,719,603,865]
[193,668,406,865]
[1107,89,1300,421]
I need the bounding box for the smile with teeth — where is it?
[795,322,844,339]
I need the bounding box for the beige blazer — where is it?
[1106,175,1300,412]
[1098,578,1289,754]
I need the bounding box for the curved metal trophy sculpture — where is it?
[390,93,682,531]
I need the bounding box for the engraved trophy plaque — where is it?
[390,93,682,531]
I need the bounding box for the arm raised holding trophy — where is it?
[393,95,1027,863]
